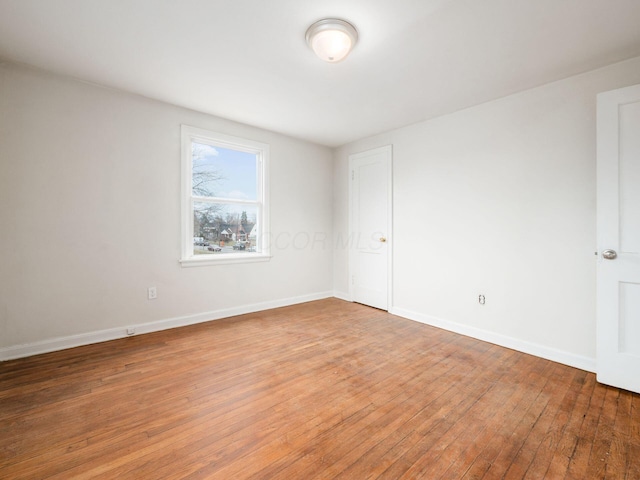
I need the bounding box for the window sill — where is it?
[180,253,272,267]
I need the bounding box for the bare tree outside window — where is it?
[192,144,224,197]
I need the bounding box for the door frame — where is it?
[348,145,393,310]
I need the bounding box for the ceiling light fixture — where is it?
[305,18,358,63]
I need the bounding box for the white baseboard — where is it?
[390,306,596,373]
[332,291,351,302]
[0,291,334,361]
[1,294,597,374]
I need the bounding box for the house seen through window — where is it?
[181,126,269,266]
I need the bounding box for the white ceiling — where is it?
[1,0,639,147]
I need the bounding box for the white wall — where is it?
[0,62,333,358]
[4,55,640,366]
[333,56,640,371]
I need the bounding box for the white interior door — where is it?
[350,146,392,310]
[597,83,640,394]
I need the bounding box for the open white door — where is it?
[350,146,392,310]
[597,84,640,394]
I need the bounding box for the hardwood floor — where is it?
[1,298,638,479]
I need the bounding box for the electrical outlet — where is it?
[148,287,157,300]
[478,294,486,305]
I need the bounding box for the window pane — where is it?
[192,142,257,200]
[193,202,260,255]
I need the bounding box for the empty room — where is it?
[1,0,639,478]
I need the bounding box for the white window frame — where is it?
[180,125,270,267]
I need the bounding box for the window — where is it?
[181,125,269,266]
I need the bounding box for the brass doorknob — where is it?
[380,237,387,243]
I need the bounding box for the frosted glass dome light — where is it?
[306,19,358,63]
